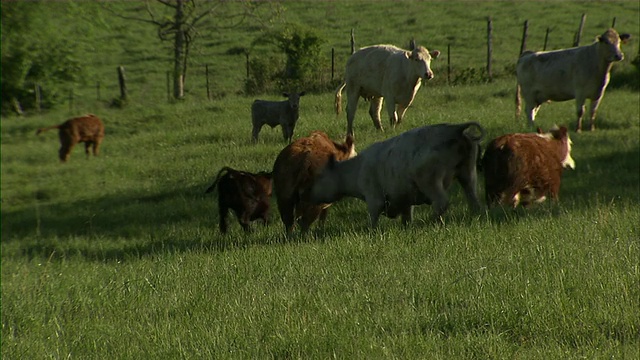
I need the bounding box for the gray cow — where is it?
[251,92,305,143]
[310,122,485,228]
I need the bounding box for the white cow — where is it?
[309,122,485,228]
[335,44,440,137]
[516,28,631,132]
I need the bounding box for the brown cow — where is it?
[272,131,356,236]
[36,114,105,162]
[205,166,273,234]
[516,28,631,132]
[481,126,575,208]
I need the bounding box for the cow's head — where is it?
[538,125,575,169]
[409,46,440,80]
[597,28,631,62]
[283,91,306,111]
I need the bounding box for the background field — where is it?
[2,1,639,359]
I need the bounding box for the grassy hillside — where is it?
[2,1,639,359]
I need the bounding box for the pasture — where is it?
[2,1,639,358]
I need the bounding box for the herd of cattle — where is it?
[35,28,630,235]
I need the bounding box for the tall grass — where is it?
[2,1,640,358]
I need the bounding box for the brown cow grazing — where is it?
[516,28,631,132]
[309,122,485,228]
[272,131,356,236]
[205,167,273,234]
[36,114,105,162]
[481,126,575,208]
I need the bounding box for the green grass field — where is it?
[2,1,639,359]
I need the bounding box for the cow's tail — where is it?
[205,166,234,194]
[335,83,346,116]
[35,124,61,136]
[461,122,486,143]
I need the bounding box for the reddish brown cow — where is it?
[481,126,575,208]
[272,131,356,236]
[36,114,105,162]
[205,167,273,234]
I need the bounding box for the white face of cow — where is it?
[410,46,440,80]
[597,28,630,62]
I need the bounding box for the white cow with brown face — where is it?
[335,44,440,137]
[309,122,485,228]
[516,28,631,132]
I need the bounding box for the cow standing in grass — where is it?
[335,44,440,137]
[516,28,631,132]
[482,126,575,208]
[205,167,273,234]
[310,122,484,228]
[251,92,305,143]
[36,114,105,162]
[272,131,356,236]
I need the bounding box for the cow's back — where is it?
[62,115,104,142]
[346,45,402,90]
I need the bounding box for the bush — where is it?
[244,24,326,95]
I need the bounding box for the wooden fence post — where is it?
[331,48,335,81]
[245,52,250,80]
[611,17,616,28]
[350,28,356,54]
[543,27,551,51]
[573,13,586,47]
[117,65,127,101]
[409,37,416,51]
[486,16,493,81]
[519,20,529,56]
[447,43,451,86]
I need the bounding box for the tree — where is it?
[1,1,84,115]
[104,0,280,100]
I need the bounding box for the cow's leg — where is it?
[456,171,482,213]
[252,123,263,143]
[345,88,360,137]
[587,96,603,131]
[385,97,399,128]
[218,203,229,234]
[92,137,102,156]
[395,103,410,127]
[281,123,294,143]
[524,102,540,127]
[419,180,449,224]
[400,206,413,226]
[84,142,92,158]
[299,205,323,234]
[236,209,252,233]
[366,197,385,228]
[368,97,384,131]
[574,96,587,132]
[277,198,296,236]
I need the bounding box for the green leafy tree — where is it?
[1,1,83,115]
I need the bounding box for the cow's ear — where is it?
[431,50,441,59]
[620,33,631,44]
[558,126,568,138]
[536,127,543,134]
